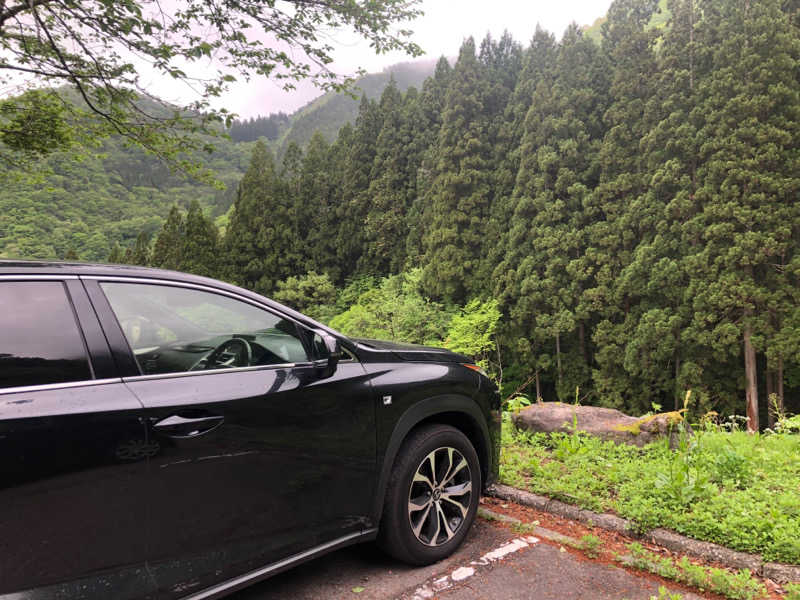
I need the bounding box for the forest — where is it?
[4,0,799,428]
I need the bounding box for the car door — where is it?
[0,277,153,599]
[92,278,377,599]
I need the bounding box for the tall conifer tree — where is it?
[361,79,412,275]
[336,96,383,273]
[151,205,185,271]
[421,37,494,303]
[587,0,661,410]
[224,140,292,294]
[181,201,219,278]
[500,24,608,401]
[406,57,452,263]
[687,0,800,430]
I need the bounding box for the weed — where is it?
[653,398,714,507]
[712,443,753,488]
[505,394,532,415]
[777,414,800,434]
[624,544,768,600]
[785,582,800,600]
[562,533,604,558]
[510,521,538,535]
[579,534,602,558]
[651,587,683,600]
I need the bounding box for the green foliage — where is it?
[560,531,604,557]
[0,90,75,162]
[421,35,518,303]
[444,299,501,371]
[273,272,338,322]
[777,414,800,434]
[650,587,683,600]
[501,426,800,563]
[329,269,453,345]
[785,583,800,600]
[151,206,185,271]
[624,543,768,600]
[577,534,603,558]
[504,395,532,415]
[222,140,296,294]
[0,130,252,261]
[180,201,219,278]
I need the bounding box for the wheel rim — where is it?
[408,446,472,547]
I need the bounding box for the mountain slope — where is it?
[276,58,441,156]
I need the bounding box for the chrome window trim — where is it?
[83,275,288,315]
[184,529,378,600]
[0,274,79,280]
[0,377,123,396]
[123,363,298,383]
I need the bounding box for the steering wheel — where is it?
[198,337,253,370]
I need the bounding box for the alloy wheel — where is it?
[407,446,472,547]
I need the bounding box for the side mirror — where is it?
[311,330,342,379]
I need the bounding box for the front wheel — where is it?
[378,424,481,565]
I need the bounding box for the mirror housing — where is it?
[311,330,342,379]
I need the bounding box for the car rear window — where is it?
[0,281,92,389]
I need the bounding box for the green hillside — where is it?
[275,59,440,156]
[0,136,254,261]
[0,60,438,261]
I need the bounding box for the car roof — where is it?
[0,259,214,282]
[0,259,341,339]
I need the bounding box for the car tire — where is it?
[378,424,481,565]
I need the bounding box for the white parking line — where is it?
[409,536,540,600]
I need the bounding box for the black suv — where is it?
[0,261,500,600]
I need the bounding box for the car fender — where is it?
[372,393,491,523]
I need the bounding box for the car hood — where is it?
[350,338,471,363]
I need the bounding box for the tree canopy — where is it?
[0,0,423,170]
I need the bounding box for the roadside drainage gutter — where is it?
[487,483,800,585]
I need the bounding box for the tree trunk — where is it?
[766,365,775,428]
[743,325,759,432]
[674,353,681,411]
[578,321,588,364]
[777,356,785,415]
[555,332,562,390]
[535,370,541,402]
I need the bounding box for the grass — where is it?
[500,416,800,564]
[565,533,603,559]
[786,583,800,600]
[622,542,768,600]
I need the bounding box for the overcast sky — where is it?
[212,0,613,119]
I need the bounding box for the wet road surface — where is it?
[231,518,695,600]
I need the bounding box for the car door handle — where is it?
[152,414,224,438]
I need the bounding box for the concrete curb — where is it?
[477,507,581,548]
[487,483,800,585]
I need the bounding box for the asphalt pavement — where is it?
[231,518,696,600]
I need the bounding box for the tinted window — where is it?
[0,282,92,389]
[101,282,310,376]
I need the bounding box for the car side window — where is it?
[100,282,310,376]
[0,281,92,389]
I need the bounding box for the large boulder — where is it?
[511,402,688,448]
